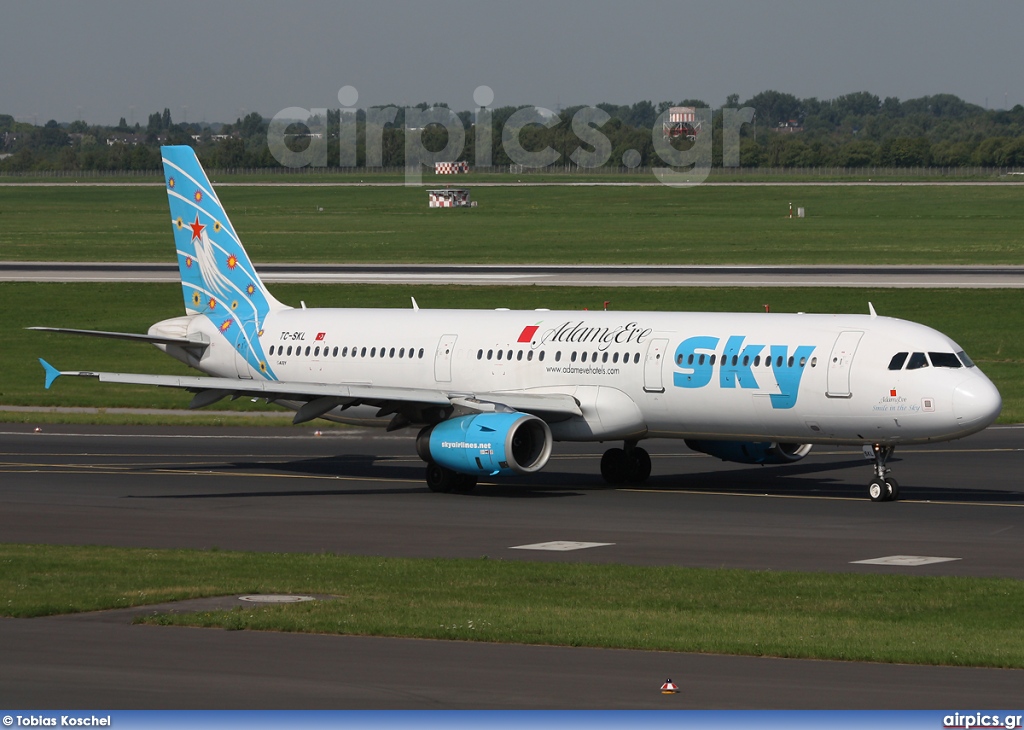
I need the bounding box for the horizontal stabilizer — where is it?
[28,327,209,350]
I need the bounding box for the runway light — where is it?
[34,427,42,433]
[661,679,679,694]
[314,430,323,436]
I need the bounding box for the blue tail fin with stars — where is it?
[160,145,286,324]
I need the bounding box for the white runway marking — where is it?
[851,555,961,566]
[510,541,615,551]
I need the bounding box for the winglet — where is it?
[868,302,878,318]
[39,358,61,389]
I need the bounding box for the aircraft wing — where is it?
[38,360,582,425]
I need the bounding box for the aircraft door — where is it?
[643,338,669,393]
[233,324,256,379]
[826,330,863,398]
[434,334,458,382]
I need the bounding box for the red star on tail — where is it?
[188,214,205,242]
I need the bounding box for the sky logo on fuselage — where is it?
[673,335,815,409]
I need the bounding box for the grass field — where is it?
[3,166,1021,185]
[7,282,1023,422]
[3,544,1022,668]
[1,184,1023,264]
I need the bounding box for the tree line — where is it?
[3,90,1024,173]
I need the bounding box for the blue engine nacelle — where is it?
[684,439,812,465]
[416,412,553,477]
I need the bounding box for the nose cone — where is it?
[953,376,1002,431]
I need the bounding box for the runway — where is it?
[5,261,1024,287]
[1,423,1022,707]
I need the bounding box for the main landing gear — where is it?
[425,463,477,494]
[600,440,652,485]
[867,443,899,502]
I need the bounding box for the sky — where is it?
[2,0,1023,126]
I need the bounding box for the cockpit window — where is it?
[957,350,976,368]
[929,352,962,369]
[888,352,908,370]
[906,352,929,370]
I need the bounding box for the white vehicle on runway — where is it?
[35,146,1002,501]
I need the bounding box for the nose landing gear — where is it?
[867,443,899,502]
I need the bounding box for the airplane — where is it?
[34,145,1002,502]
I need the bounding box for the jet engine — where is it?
[684,440,812,465]
[417,412,553,476]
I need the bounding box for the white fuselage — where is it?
[173,307,1001,447]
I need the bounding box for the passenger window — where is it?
[477,349,482,360]
[314,346,320,357]
[269,345,276,356]
[710,354,716,366]
[571,352,577,362]
[613,352,619,363]
[517,351,523,361]
[527,351,533,361]
[634,353,640,364]
[929,352,962,368]
[753,355,760,366]
[888,352,908,370]
[554,351,560,362]
[286,346,293,356]
[698,354,705,365]
[581,352,587,363]
[389,347,396,358]
[419,348,424,358]
[487,349,493,360]
[507,350,513,360]
[497,349,503,361]
[906,352,929,370]
[539,351,545,362]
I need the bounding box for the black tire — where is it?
[600,448,629,485]
[453,474,478,494]
[426,463,455,493]
[885,478,900,502]
[868,479,888,502]
[629,447,652,483]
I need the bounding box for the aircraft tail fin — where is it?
[160,145,287,324]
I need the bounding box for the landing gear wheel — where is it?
[866,443,898,502]
[600,448,629,485]
[601,445,652,485]
[452,474,478,494]
[629,447,652,483]
[426,463,457,493]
